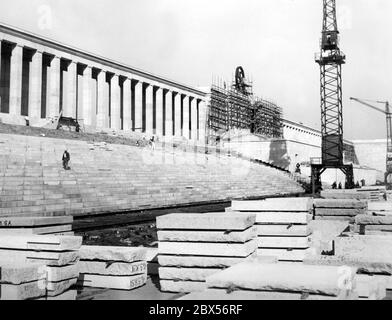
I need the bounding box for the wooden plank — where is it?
[0,216,73,228]
[156,213,255,231]
[157,227,257,243]
[77,273,147,290]
[232,198,312,212]
[158,240,257,258]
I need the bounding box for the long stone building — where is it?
[0,23,208,142]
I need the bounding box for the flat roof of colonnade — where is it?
[0,22,207,97]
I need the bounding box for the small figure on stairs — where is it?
[62,149,71,170]
[149,136,156,150]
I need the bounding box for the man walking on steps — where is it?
[62,150,71,170]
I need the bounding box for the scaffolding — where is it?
[252,98,283,138]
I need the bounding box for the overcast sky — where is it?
[0,0,391,140]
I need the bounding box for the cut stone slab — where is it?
[46,264,79,282]
[315,209,364,217]
[79,261,147,276]
[79,246,147,263]
[334,235,392,261]
[355,215,392,225]
[313,199,367,209]
[368,202,392,212]
[159,267,222,282]
[258,236,310,249]
[145,248,158,262]
[0,216,73,228]
[320,191,370,200]
[77,273,147,290]
[0,263,46,285]
[0,280,46,300]
[0,235,82,251]
[47,278,78,297]
[356,275,386,300]
[0,250,79,266]
[257,248,312,262]
[256,224,311,237]
[234,211,311,224]
[160,280,206,293]
[158,239,257,257]
[371,275,392,290]
[0,225,73,235]
[315,216,354,223]
[309,220,349,243]
[156,213,255,231]
[157,227,257,243]
[303,255,392,275]
[206,261,357,297]
[45,290,77,300]
[179,289,358,301]
[231,198,312,212]
[158,254,255,268]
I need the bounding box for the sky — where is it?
[0,0,391,140]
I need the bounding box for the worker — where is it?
[331,182,337,189]
[62,150,71,170]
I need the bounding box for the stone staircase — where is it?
[0,133,304,217]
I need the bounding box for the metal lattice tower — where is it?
[311,0,354,193]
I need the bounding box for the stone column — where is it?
[155,87,163,137]
[174,92,181,137]
[48,56,61,118]
[110,75,121,131]
[182,95,190,140]
[145,84,153,135]
[28,50,43,120]
[134,81,143,132]
[123,78,132,131]
[9,44,23,117]
[64,61,77,118]
[82,66,92,126]
[165,90,173,137]
[191,97,198,141]
[199,100,207,143]
[96,70,107,128]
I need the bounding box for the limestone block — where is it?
[371,275,392,290]
[0,263,46,285]
[320,191,370,200]
[231,198,312,212]
[45,290,77,300]
[0,235,82,251]
[309,220,349,242]
[158,239,257,257]
[47,278,78,297]
[233,211,311,224]
[256,224,311,237]
[156,213,255,231]
[159,267,222,282]
[79,246,147,263]
[0,216,73,227]
[315,216,354,223]
[313,199,367,209]
[368,202,392,212]
[257,248,312,262]
[77,273,147,290]
[158,226,256,243]
[0,250,79,266]
[0,280,46,300]
[258,236,310,249]
[0,225,73,235]
[355,215,392,225]
[206,262,357,297]
[356,275,386,300]
[334,235,392,261]
[145,248,158,262]
[158,254,255,268]
[315,208,364,217]
[79,260,146,276]
[46,264,79,282]
[160,280,206,293]
[179,289,358,301]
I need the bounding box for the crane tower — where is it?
[312,0,354,193]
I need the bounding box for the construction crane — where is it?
[311,0,354,194]
[350,97,392,188]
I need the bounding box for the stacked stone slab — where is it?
[0,264,47,300]
[77,246,148,290]
[320,190,371,200]
[355,215,392,235]
[229,198,313,262]
[0,216,74,236]
[357,187,387,202]
[0,235,81,299]
[180,259,358,300]
[367,201,392,216]
[304,235,392,299]
[313,199,367,223]
[157,213,258,293]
